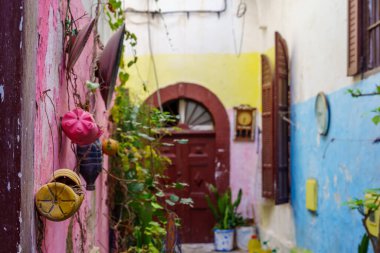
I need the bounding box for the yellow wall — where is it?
[265,47,275,71]
[126,53,262,110]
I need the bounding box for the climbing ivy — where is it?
[108,84,192,252]
[104,2,191,251]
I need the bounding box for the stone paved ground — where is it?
[182,243,245,253]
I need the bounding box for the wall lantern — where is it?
[66,19,95,71]
[96,24,125,108]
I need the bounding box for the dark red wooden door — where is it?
[161,131,216,243]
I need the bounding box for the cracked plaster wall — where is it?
[34,1,110,252]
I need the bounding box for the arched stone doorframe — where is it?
[146,82,230,191]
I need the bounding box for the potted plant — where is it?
[236,218,257,250]
[205,184,242,251]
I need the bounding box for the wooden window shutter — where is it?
[347,0,361,76]
[274,32,290,204]
[261,54,275,199]
[261,32,290,204]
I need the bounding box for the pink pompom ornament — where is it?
[61,108,103,145]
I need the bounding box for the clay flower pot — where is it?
[102,138,119,156]
[62,108,102,145]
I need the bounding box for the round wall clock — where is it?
[237,111,253,126]
[314,92,330,136]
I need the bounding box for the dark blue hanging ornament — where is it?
[76,139,103,191]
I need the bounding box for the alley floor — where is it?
[182,244,244,253]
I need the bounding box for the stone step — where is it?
[182,243,245,253]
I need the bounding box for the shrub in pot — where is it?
[205,185,242,252]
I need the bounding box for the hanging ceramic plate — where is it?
[96,24,125,108]
[67,19,95,71]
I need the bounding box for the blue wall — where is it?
[291,74,380,253]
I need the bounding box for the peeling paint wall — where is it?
[0,1,24,252]
[34,1,110,252]
[291,76,380,253]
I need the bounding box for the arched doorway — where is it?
[146,83,230,243]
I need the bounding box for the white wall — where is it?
[123,0,262,55]
[258,0,355,103]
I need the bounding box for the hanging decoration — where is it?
[62,108,103,145]
[35,169,84,222]
[102,138,119,156]
[96,24,126,108]
[66,19,95,71]
[76,139,103,191]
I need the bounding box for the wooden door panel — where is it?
[189,208,214,242]
[160,132,216,243]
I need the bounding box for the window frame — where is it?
[348,0,380,76]
[362,0,380,72]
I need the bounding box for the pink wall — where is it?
[228,109,258,219]
[35,1,109,252]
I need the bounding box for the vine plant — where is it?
[108,85,193,252]
[105,1,192,252]
[348,86,380,125]
[346,189,380,253]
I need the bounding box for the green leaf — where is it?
[180,198,194,207]
[127,60,135,68]
[169,194,180,203]
[205,195,219,220]
[347,88,362,97]
[155,191,164,197]
[165,199,175,206]
[173,182,188,189]
[365,188,380,194]
[137,132,155,141]
[129,182,144,192]
[86,81,99,91]
[233,189,243,210]
[151,202,164,210]
[358,233,369,253]
[372,115,380,125]
[119,71,129,84]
